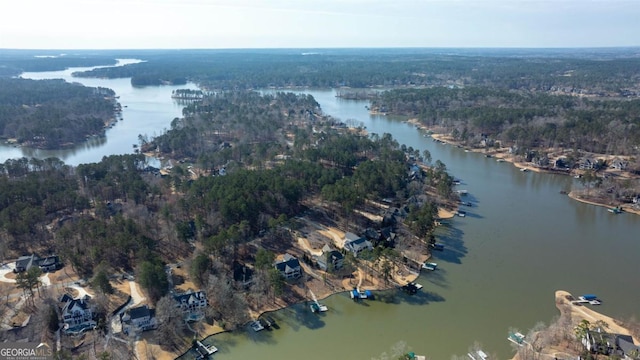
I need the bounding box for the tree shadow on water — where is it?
[373,288,445,306]
[433,226,467,265]
[276,302,326,332]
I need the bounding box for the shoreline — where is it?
[407,119,640,216]
[177,265,427,359]
[511,290,639,360]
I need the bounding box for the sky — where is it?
[1,0,639,49]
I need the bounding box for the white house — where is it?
[121,305,158,335]
[60,294,96,334]
[343,232,373,257]
[173,290,207,322]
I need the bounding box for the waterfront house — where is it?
[582,330,640,358]
[121,305,158,335]
[274,253,302,280]
[554,158,569,169]
[173,289,207,322]
[316,245,344,271]
[611,157,629,171]
[580,157,595,170]
[233,262,254,288]
[14,254,40,273]
[533,155,549,167]
[343,232,373,257]
[60,294,96,334]
[38,255,62,272]
[14,254,63,273]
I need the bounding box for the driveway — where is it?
[0,263,16,283]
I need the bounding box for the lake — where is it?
[4,66,639,359]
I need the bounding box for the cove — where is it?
[1,66,638,358]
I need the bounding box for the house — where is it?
[14,254,40,273]
[233,262,254,288]
[121,305,158,335]
[14,254,63,273]
[38,255,62,272]
[274,254,302,280]
[533,155,549,167]
[582,330,640,358]
[173,290,207,322]
[343,232,373,257]
[554,158,569,169]
[60,294,96,334]
[316,245,344,272]
[611,158,629,171]
[580,157,595,170]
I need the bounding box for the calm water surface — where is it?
[2,69,638,359]
[1,59,198,166]
[202,89,640,360]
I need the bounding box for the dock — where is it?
[350,288,373,300]
[195,340,217,357]
[310,290,328,312]
[468,350,488,360]
[507,331,526,346]
[250,320,264,332]
[401,282,423,295]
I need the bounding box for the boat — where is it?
[578,294,598,302]
[508,331,526,346]
[456,189,468,195]
[464,202,473,207]
[310,302,328,313]
[422,262,437,271]
[589,299,602,305]
[457,210,466,217]
[350,288,373,300]
[608,206,622,214]
[496,158,506,162]
[430,243,444,251]
[250,320,264,332]
[520,168,528,172]
[401,282,423,294]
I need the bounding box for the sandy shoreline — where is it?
[510,290,639,360]
[407,119,640,216]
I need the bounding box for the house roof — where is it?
[274,254,300,273]
[39,255,59,267]
[62,297,90,314]
[128,305,153,320]
[16,254,40,270]
[233,263,254,283]
[174,290,206,304]
[59,294,74,303]
[344,232,361,242]
[617,335,640,355]
[345,237,372,252]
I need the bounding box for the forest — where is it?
[2,48,639,358]
[66,48,640,96]
[0,89,453,356]
[370,87,640,157]
[0,78,117,148]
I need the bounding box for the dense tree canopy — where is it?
[0,78,117,148]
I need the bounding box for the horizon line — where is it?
[2,45,640,52]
